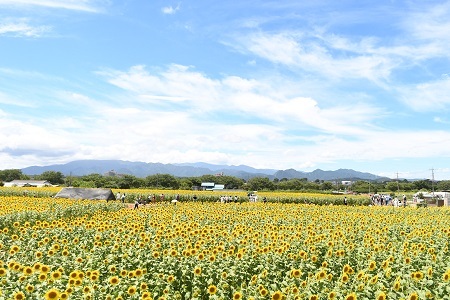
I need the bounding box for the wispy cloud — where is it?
[100,64,383,136]
[227,31,397,83]
[0,0,104,12]
[398,77,450,112]
[161,3,180,15]
[0,20,51,37]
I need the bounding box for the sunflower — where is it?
[51,271,62,280]
[413,271,424,281]
[21,266,33,276]
[309,295,319,300]
[368,261,376,271]
[141,291,152,299]
[44,288,60,300]
[13,292,26,300]
[316,270,327,280]
[345,292,357,300]
[233,291,243,300]
[90,273,99,281]
[140,282,148,290]
[260,289,268,296]
[408,292,419,300]
[0,268,6,276]
[167,275,175,283]
[271,291,283,300]
[39,273,47,282]
[135,269,143,277]
[109,265,117,273]
[40,265,50,273]
[341,273,350,283]
[393,280,401,291]
[328,291,337,299]
[291,268,301,278]
[109,276,120,285]
[376,291,386,300]
[26,284,34,292]
[193,266,202,276]
[207,285,217,295]
[127,286,137,295]
[69,271,78,279]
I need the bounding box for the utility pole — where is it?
[396,172,400,193]
[431,168,435,197]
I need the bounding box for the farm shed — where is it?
[3,180,52,187]
[55,187,116,200]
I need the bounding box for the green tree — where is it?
[385,181,399,192]
[38,171,65,185]
[0,169,26,182]
[320,181,334,191]
[118,175,144,189]
[276,178,305,190]
[79,173,107,188]
[437,180,450,191]
[219,176,244,189]
[246,177,275,191]
[413,179,432,191]
[179,178,194,190]
[145,174,180,189]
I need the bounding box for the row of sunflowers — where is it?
[1,196,450,299]
[0,187,370,206]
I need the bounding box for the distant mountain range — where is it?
[21,160,390,181]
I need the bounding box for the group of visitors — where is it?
[219,195,239,203]
[371,194,407,207]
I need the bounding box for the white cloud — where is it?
[0,91,36,107]
[0,0,103,12]
[398,77,450,111]
[0,20,51,37]
[161,4,180,15]
[229,31,397,83]
[404,2,450,43]
[100,64,382,136]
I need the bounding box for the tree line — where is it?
[1,169,449,193]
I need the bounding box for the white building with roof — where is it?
[3,180,53,187]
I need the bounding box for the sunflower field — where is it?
[1,195,450,300]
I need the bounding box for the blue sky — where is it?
[1,0,450,180]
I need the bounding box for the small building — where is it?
[200,182,215,191]
[200,182,225,191]
[212,184,225,191]
[3,180,53,187]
